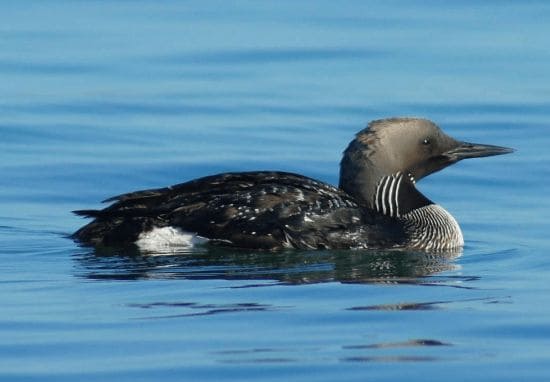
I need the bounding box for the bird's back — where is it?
[73,171,406,250]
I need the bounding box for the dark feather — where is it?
[73,171,406,249]
[73,209,102,218]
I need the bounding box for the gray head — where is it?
[339,117,513,210]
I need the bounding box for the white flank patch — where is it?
[135,226,208,252]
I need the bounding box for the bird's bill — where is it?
[444,141,515,161]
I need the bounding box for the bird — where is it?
[72,117,513,252]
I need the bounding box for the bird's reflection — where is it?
[73,244,464,286]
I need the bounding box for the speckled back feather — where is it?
[73,171,406,249]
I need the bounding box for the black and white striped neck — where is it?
[370,172,464,250]
[371,172,432,218]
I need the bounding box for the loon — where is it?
[73,117,512,252]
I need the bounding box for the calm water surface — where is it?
[1,1,550,381]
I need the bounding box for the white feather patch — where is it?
[135,226,208,252]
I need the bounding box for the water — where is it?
[1,1,549,381]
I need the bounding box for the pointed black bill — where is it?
[444,141,514,161]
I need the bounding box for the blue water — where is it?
[1,1,549,381]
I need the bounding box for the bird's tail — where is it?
[72,209,102,218]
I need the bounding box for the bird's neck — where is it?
[371,172,434,217]
[339,171,464,251]
[340,171,432,216]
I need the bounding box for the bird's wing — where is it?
[75,171,395,249]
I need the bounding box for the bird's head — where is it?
[339,117,513,206]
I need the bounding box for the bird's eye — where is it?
[422,138,431,145]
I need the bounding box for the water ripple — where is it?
[156,47,388,65]
[0,59,102,75]
[344,339,451,349]
[347,295,511,311]
[127,301,285,319]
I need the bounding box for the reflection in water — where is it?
[69,246,479,366]
[73,244,463,285]
[341,355,442,363]
[344,339,451,349]
[346,295,507,311]
[211,339,452,365]
[127,301,284,319]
